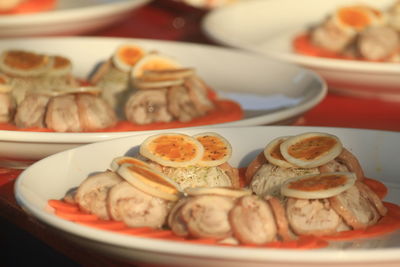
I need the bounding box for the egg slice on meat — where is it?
[281,172,357,199]
[140,133,205,167]
[0,50,53,77]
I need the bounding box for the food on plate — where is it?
[0,73,15,123]
[0,0,56,14]
[0,44,242,132]
[0,49,117,132]
[293,1,400,62]
[52,131,400,248]
[247,132,364,198]
[139,132,239,189]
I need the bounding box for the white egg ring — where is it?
[263,136,296,168]
[193,132,233,167]
[0,51,54,77]
[117,163,182,201]
[281,171,357,199]
[131,53,181,79]
[110,156,151,172]
[140,133,205,168]
[280,132,343,168]
[112,44,146,73]
[184,187,252,198]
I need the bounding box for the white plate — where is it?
[0,37,326,165]
[0,0,150,37]
[15,126,400,267]
[202,0,400,101]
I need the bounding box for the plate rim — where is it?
[0,0,150,24]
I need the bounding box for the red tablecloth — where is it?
[1,1,399,266]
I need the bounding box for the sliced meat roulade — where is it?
[74,171,123,220]
[124,89,173,125]
[229,195,277,244]
[14,94,50,128]
[180,195,234,239]
[107,181,170,228]
[329,184,380,230]
[286,198,342,236]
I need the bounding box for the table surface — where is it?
[1,0,400,266]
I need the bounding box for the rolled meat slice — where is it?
[167,85,201,122]
[184,76,214,114]
[357,26,400,61]
[14,94,50,128]
[319,148,365,181]
[229,195,277,244]
[180,195,234,239]
[0,92,15,123]
[355,181,387,216]
[244,151,267,186]
[124,89,173,124]
[266,196,294,241]
[167,197,190,236]
[45,94,82,132]
[218,162,240,188]
[75,171,123,220]
[286,198,342,236]
[329,184,380,229]
[335,148,365,181]
[107,181,170,228]
[76,93,117,131]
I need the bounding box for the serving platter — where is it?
[202,0,400,101]
[15,126,400,267]
[0,0,150,37]
[0,37,326,165]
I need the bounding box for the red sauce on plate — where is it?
[48,174,399,249]
[0,0,56,15]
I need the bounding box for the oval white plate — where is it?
[15,126,400,267]
[0,37,326,165]
[202,0,400,101]
[0,0,150,37]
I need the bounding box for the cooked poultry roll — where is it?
[14,94,50,128]
[74,171,123,220]
[124,89,173,124]
[107,181,171,228]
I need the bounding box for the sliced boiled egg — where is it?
[185,187,252,198]
[281,172,357,199]
[117,163,182,201]
[131,53,181,79]
[110,156,151,172]
[335,5,384,32]
[0,50,53,77]
[133,77,185,89]
[46,55,73,76]
[280,132,343,168]
[140,133,204,167]
[263,136,295,168]
[112,43,146,72]
[142,68,195,81]
[193,132,232,167]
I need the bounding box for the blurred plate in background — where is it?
[203,0,400,101]
[0,0,150,37]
